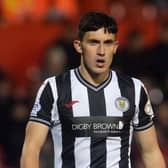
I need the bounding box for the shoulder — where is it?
[54,69,73,87]
[112,70,145,89]
[43,69,73,84]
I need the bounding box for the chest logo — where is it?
[115,97,130,112]
[64,100,79,108]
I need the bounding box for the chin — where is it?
[92,67,109,75]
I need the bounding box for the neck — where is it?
[79,66,110,86]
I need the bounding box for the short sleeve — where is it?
[132,79,154,131]
[29,77,58,127]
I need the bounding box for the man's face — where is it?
[74,27,118,76]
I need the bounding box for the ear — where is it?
[73,40,82,54]
[113,41,119,54]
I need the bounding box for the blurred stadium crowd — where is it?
[0,0,168,168]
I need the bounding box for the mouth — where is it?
[96,59,105,67]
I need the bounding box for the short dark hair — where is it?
[78,12,118,40]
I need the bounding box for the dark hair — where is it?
[78,12,118,40]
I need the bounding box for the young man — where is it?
[20,12,166,168]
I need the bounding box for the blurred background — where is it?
[0,0,168,168]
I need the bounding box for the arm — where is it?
[135,125,166,168]
[20,121,49,168]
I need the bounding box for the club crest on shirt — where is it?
[144,99,154,116]
[115,97,130,112]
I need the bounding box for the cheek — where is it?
[83,54,94,63]
[106,50,114,59]
[83,48,95,60]
[107,57,113,65]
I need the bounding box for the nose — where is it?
[97,43,105,56]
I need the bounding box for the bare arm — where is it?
[20,121,49,168]
[135,125,166,168]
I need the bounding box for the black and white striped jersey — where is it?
[30,68,154,168]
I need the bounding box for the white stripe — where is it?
[71,70,91,167]
[51,125,63,168]
[106,137,121,168]
[71,70,90,117]
[74,137,91,168]
[104,71,122,117]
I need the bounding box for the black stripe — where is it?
[136,86,153,129]
[56,71,75,168]
[88,88,106,168]
[117,73,135,168]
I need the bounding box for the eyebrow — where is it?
[104,39,115,43]
[87,39,115,43]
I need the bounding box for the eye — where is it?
[104,40,115,45]
[88,40,99,45]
